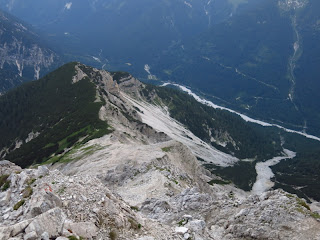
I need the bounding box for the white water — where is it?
[251,149,296,195]
[161,83,320,142]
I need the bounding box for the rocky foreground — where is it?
[1,156,320,240]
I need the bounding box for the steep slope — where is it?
[0,63,111,167]
[0,9,58,94]
[1,63,320,239]
[0,62,282,169]
[1,62,320,201]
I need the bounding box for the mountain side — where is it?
[0,9,58,94]
[1,62,320,201]
[1,0,319,138]
[1,63,320,239]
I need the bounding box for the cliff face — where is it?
[0,10,58,94]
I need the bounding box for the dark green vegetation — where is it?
[0,174,10,191]
[142,84,283,161]
[271,133,320,202]
[109,230,117,240]
[0,63,111,168]
[141,84,283,190]
[205,162,257,191]
[207,179,231,186]
[13,199,25,210]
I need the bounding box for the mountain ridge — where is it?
[0,9,59,94]
[1,62,320,201]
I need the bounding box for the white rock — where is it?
[175,227,188,234]
[0,226,11,240]
[36,166,49,177]
[25,208,66,238]
[0,220,32,240]
[64,221,98,238]
[11,220,32,237]
[184,233,190,239]
[182,215,193,220]
[136,237,155,240]
[28,192,62,218]
[23,231,37,240]
[185,220,205,233]
[0,191,11,207]
[40,232,49,240]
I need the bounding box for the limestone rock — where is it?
[27,192,62,218]
[23,231,37,240]
[64,222,98,239]
[36,166,49,178]
[175,227,189,235]
[25,208,66,238]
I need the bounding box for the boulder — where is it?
[64,222,98,239]
[40,232,49,240]
[28,192,62,218]
[23,231,37,240]
[25,208,66,238]
[185,220,206,233]
[0,220,32,240]
[36,166,49,178]
[175,227,189,235]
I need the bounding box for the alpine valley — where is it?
[0,0,320,239]
[0,0,319,137]
[0,63,320,239]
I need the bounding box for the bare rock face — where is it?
[25,208,66,238]
[0,160,21,176]
[0,163,180,240]
[27,191,62,218]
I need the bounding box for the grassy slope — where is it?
[0,62,110,168]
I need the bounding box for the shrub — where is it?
[130,206,139,211]
[1,180,10,191]
[128,218,142,230]
[296,198,310,211]
[109,230,117,240]
[161,147,172,152]
[22,186,33,198]
[68,236,78,240]
[26,178,36,185]
[13,200,25,210]
[0,174,10,191]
